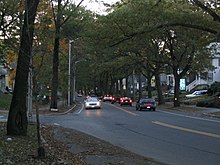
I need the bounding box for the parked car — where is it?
[102,94,113,102]
[84,97,101,109]
[136,98,156,111]
[77,93,83,97]
[185,90,207,98]
[119,96,132,106]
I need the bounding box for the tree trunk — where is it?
[174,76,181,107]
[146,76,152,98]
[138,74,142,100]
[50,0,62,110]
[155,72,164,105]
[7,0,39,136]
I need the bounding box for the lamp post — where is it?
[73,60,86,103]
[73,63,76,103]
[68,40,73,106]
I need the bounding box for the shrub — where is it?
[196,99,215,107]
[0,93,12,110]
[207,81,220,95]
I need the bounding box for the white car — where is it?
[186,90,207,98]
[84,97,101,109]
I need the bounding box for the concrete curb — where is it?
[47,104,77,115]
[202,113,220,118]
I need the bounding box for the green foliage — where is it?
[0,93,12,110]
[208,81,220,95]
[196,98,215,107]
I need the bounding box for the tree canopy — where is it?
[1,0,220,135]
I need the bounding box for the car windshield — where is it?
[87,98,98,102]
[140,99,154,103]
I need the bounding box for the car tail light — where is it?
[130,100,132,103]
[144,103,153,106]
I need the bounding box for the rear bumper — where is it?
[140,106,156,109]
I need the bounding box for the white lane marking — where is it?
[158,110,220,123]
[152,121,220,139]
[76,104,84,114]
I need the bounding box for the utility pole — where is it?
[68,40,73,106]
[73,63,76,103]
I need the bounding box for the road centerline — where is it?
[152,121,220,139]
[108,103,139,116]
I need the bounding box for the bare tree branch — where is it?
[110,22,218,47]
[191,0,220,22]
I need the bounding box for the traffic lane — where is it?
[40,102,141,139]
[41,102,220,165]
[76,101,220,156]
[112,103,220,151]
[111,102,220,137]
[100,102,220,165]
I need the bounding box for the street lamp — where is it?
[72,59,86,103]
[68,40,74,107]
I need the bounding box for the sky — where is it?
[76,0,120,14]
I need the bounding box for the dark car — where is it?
[136,98,156,111]
[111,95,121,104]
[119,96,132,106]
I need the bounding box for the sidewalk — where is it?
[157,102,220,118]
[0,100,74,122]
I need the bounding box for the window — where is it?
[208,72,213,81]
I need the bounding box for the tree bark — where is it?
[146,76,152,98]
[138,74,142,100]
[173,75,181,107]
[155,72,164,105]
[7,0,39,136]
[50,0,62,110]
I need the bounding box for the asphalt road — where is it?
[40,99,220,165]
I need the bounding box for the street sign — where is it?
[180,79,186,91]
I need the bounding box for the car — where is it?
[111,95,121,104]
[111,96,117,104]
[102,94,113,102]
[185,90,207,98]
[84,97,101,109]
[136,98,156,111]
[119,96,132,106]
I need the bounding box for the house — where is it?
[0,65,7,91]
[185,42,220,91]
[126,42,220,94]
[0,63,15,92]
